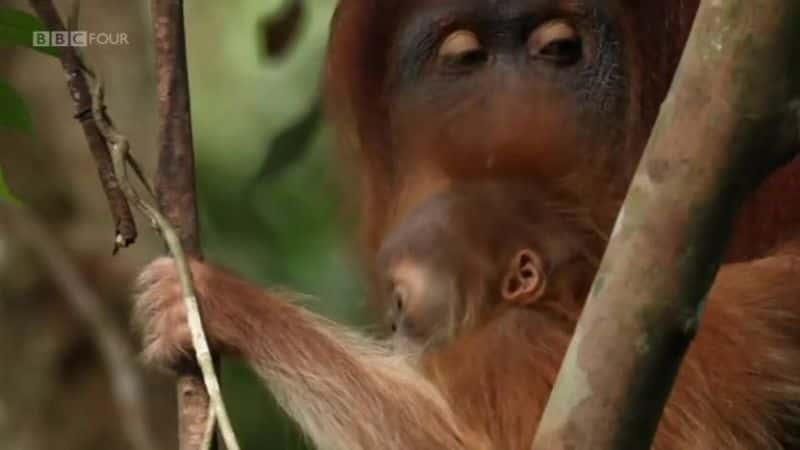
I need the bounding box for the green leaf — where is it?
[0,7,58,57]
[0,166,17,204]
[0,80,33,134]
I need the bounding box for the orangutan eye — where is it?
[437,30,488,67]
[527,20,582,65]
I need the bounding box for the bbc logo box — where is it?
[33,31,89,47]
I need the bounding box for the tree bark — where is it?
[531,1,800,449]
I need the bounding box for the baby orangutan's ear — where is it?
[501,249,547,305]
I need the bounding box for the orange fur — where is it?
[135,239,800,450]
[134,1,800,449]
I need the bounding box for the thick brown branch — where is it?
[532,2,800,450]
[28,0,137,253]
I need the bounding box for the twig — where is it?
[0,205,158,450]
[89,79,241,450]
[531,1,800,449]
[28,0,137,253]
[28,1,233,448]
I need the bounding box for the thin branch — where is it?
[151,0,201,255]
[90,78,241,450]
[531,1,800,449]
[148,3,217,448]
[28,0,137,253]
[0,205,158,450]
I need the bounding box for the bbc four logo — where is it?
[33,31,129,47]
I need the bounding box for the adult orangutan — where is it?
[136,1,800,449]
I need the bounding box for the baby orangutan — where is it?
[375,182,590,351]
[136,180,596,450]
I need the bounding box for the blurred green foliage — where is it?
[0,79,33,134]
[0,165,15,203]
[0,6,58,57]
[184,1,363,448]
